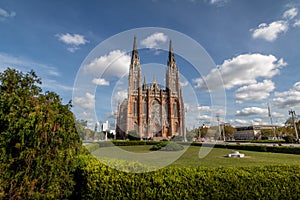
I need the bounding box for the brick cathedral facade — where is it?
[116,37,185,139]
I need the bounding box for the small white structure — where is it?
[225,151,245,158]
[101,120,109,132]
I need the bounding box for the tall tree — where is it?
[0,68,81,198]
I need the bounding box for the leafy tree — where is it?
[75,119,87,139]
[199,125,208,138]
[223,125,237,139]
[0,68,81,198]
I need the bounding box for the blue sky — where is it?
[1,0,300,129]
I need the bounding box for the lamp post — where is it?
[289,110,299,142]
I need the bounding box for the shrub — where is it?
[72,155,300,199]
[0,68,81,199]
[150,142,168,151]
[283,135,295,143]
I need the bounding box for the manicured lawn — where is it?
[92,145,300,168]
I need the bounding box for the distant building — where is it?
[234,125,277,140]
[101,120,109,132]
[116,37,185,139]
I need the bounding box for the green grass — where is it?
[92,145,300,168]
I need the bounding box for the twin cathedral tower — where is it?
[116,37,185,139]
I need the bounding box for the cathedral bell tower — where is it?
[127,36,143,136]
[166,40,185,137]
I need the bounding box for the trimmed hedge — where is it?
[150,142,184,151]
[226,140,285,143]
[190,143,300,155]
[73,155,300,199]
[219,144,300,154]
[87,141,300,155]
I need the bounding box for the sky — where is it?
[1,0,300,130]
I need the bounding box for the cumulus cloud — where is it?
[56,33,88,52]
[197,106,211,112]
[235,80,275,103]
[92,78,110,86]
[84,50,131,78]
[194,53,286,90]
[251,7,300,42]
[209,0,229,6]
[140,32,168,48]
[283,7,298,20]
[0,7,16,19]
[251,20,288,42]
[180,81,189,87]
[229,119,250,126]
[0,53,71,93]
[197,114,212,121]
[273,82,300,108]
[113,90,128,102]
[56,33,88,45]
[294,19,300,27]
[73,92,95,109]
[236,107,268,116]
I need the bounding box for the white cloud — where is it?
[273,82,300,108]
[251,20,288,42]
[198,106,211,112]
[56,33,88,52]
[140,32,168,48]
[73,92,95,109]
[209,0,229,6]
[235,80,275,103]
[0,52,60,77]
[113,90,128,103]
[84,50,131,77]
[271,112,285,118]
[294,19,300,27]
[236,107,268,116]
[0,8,16,18]
[194,53,286,90]
[283,7,298,20]
[229,119,250,126]
[42,78,73,91]
[293,82,300,91]
[197,114,212,121]
[92,78,110,86]
[180,81,189,87]
[56,33,88,45]
[67,47,79,53]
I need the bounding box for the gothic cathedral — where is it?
[116,37,185,139]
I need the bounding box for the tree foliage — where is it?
[0,68,81,198]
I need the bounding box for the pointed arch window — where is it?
[133,100,138,116]
[173,102,178,118]
[143,100,147,116]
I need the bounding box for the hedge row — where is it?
[87,141,300,155]
[226,140,285,143]
[189,143,300,154]
[72,155,300,199]
[219,144,300,154]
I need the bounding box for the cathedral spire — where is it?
[168,40,176,67]
[131,36,140,66]
[143,76,147,90]
[133,35,137,51]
